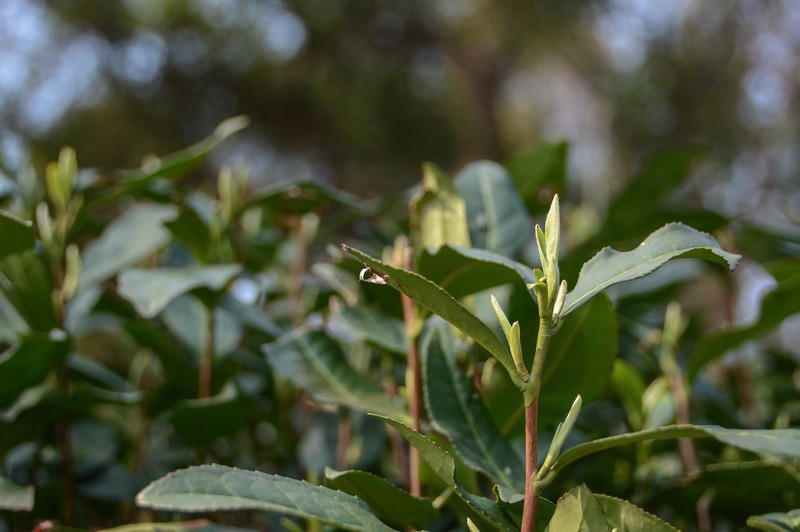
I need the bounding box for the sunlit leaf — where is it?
[0,475,34,511]
[564,223,740,316]
[409,163,471,250]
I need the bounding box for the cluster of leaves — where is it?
[1,119,800,531]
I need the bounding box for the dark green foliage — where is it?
[0,122,797,531]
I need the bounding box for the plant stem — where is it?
[199,307,215,399]
[521,395,539,532]
[400,244,423,498]
[521,317,555,530]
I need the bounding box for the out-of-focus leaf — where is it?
[343,245,521,389]
[161,295,242,360]
[118,116,249,184]
[102,520,259,531]
[124,321,198,395]
[241,178,363,214]
[505,142,567,215]
[0,334,68,407]
[164,204,212,262]
[409,163,471,250]
[659,461,800,521]
[118,264,241,318]
[417,244,537,301]
[688,261,800,380]
[421,329,524,490]
[564,223,740,316]
[748,509,800,532]
[218,294,283,338]
[0,250,56,331]
[170,383,246,446]
[610,359,646,431]
[0,210,35,260]
[0,385,64,453]
[263,328,408,421]
[539,294,617,421]
[0,474,34,511]
[375,415,517,531]
[78,204,178,293]
[0,290,29,343]
[454,161,530,257]
[335,304,407,355]
[324,468,437,527]
[136,464,394,532]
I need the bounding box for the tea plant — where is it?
[2,121,800,531]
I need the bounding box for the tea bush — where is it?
[1,119,799,531]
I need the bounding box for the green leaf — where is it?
[241,178,363,215]
[505,142,567,215]
[135,464,394,532]
[660,461,800,520]
[563,223,740,317]
[595,494,678,531]
[410,163,471,250]
[374,415,517,531]
[610,359,646,431]
[421,329,525,490]
[263,329,408,422]
[0,474,34,511]
[546,485,609,531]
[218,294,284,338]
[335,304,407,355]
[170,383,246,446]
[0,210,35,260]
[324,468,437,527]
[118,116,249,184]
[539,294,617,421]
[454,161,530,257]
[118,264,241,318]
[161,295,242,360]
[0,250,57,331]
[0,334,68,407]
[77,204,178,294]
[748,509,800,532]
[547,425,800,479]
[0,289,29,343]
[417,244,537,301]
[343,245,521,389]
[101,520,258,532]
[348,248,521,381]
[688,262,800,380]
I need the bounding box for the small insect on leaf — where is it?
[359,267,389,285]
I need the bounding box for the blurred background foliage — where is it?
[0,0,798,223]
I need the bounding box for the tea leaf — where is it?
[421,329,525,490]
[454,161,530,257]
[136,464,394,532]
[263,328,408,422]
[118,264,241,318]
[0,210,35,260]
[343,245,521,389]
[324,468,437,527]
[564,223,740,316]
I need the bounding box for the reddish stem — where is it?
[521,396,539,531]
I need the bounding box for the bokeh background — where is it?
[0,0,798,227]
